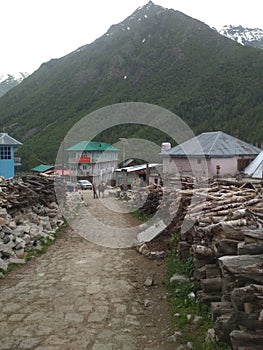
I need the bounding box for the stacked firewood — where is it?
[128,176,263,346]
[130,186,163,215]
[172,179,263,347]
[0,174,66,211]
[0,174,65,274]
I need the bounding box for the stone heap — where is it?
[0,174,65,274]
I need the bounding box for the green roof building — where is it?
[66,141,119,181]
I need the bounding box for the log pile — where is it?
[175,179,263,347]
[0,175,64,275]
[130,176,263,347]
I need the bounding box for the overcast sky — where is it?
[1,0,262,75]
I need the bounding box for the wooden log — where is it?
[215,313,238,344]
[244,229,263,243]
[194,256,216,269]
[231,284,263,311]
[193,265,206,280]
[178,241,191,262]
[238,243,263,255]
[230,330,263,350]
[191,245,214,257]
[219,255,263,285]
[200,277,222,293]
[196,290,222,303]
[214,239,238,256]
[211,301,233,321]
[236,311,263,330]
[205,264,221,278]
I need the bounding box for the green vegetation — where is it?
[131,208,153,222]
[0,4,262,169]
[166,240,230,349]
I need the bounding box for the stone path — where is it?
[0,191,176,350]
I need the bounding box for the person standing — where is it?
[93,182,98,199]
[98,181,105,198]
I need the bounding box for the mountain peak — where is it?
[218,25,263,49]
[0,72,29,97]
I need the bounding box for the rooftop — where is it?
[164,131,261,158]
[66,141,119,152]
[0,132,22,146]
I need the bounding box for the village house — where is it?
[161,131,262,178]
[0,132,22,178]
[115,163,162,188]
[66,141,119,182]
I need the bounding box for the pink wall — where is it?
[163,155,257,178]
[209,157,237,177]
[163,157,208,177]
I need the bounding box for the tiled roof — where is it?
[164,131,261,158]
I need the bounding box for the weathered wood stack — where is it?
[129,185,163,215]
[172,179,263,347]
[131,176,263,347]
[0,175,65,274]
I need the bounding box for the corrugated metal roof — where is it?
[31,164,54,173]
[244,151,263,178]
[66,141,119,152]
[115,163,162,173]
[165,131,261,158]
[0,133,22,146]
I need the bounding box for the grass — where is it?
[131,208,154,222]
[166,244,231,350]
[0,221,67,277]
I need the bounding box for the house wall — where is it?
[68,150,118,181]
[209,157,237,177]
[163,157,208,177]
[163,156,256,178]
[0,146,15,178]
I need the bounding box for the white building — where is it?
[66,141,119,182]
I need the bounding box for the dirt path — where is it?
[0,191,177,350]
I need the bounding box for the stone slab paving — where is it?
[0,193,177,350]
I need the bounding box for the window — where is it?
[0,146,11,160]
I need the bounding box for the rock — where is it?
[15,237,26,249]
[8,220,17,229]
[3,235,11,244]
[205,328,217,342]
[12,227,25,237]
[0,208,8,218]
[0,217,7,226]
[0,258,8,271]
[144,299,150,307]
[167,331,182,342]
[0,244,14,258]
[170,274,189,283]
[144,276,154,287]
[8,258,25,264]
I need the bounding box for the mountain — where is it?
[0,1,262,169]
[218,25,263,50]
[0,72,29,97]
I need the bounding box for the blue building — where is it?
[0,133,22,178]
